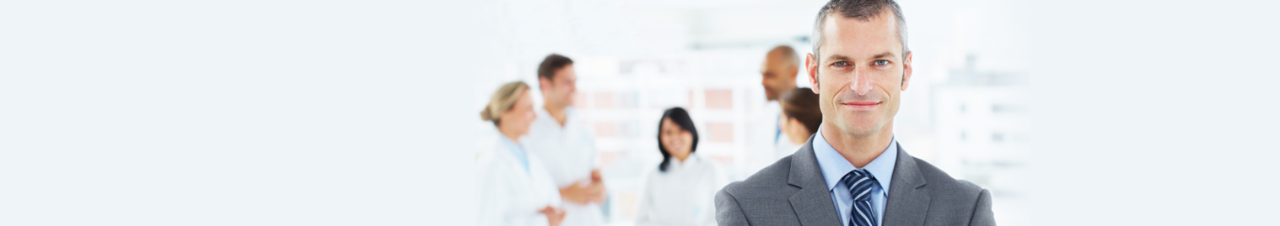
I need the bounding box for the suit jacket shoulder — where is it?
[718,154,803,215]
[886,148,996,226]
[722,154,794,195]
[716,136,841,226]
[912,155,985,201]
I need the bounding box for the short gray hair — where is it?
[811,0,908,66]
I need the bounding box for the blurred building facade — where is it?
[931,55,1029,225]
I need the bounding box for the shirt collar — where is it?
[535,106,575,124]
[499,135,525,158]
[669,154,701,169]
[812,126,897,192]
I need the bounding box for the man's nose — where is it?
[850,68,873,95]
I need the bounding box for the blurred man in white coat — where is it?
[748,45,803,173]
[523,54,607,226]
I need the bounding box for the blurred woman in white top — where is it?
[776,88,822,156]
[635,107,727,226]
[475,81,566,226]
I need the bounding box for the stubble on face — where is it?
[813,12,908,139]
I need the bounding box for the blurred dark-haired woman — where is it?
[634,107,727,226]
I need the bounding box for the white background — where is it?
[1,0,1278,225]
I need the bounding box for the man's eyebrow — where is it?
[824,54,850,61]
[865,51,896,59]
[872,51,895,59]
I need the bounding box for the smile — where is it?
[840,101,881,110]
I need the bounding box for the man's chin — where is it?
[834,120,883,136]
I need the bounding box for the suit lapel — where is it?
[788,136,843,226]
[882,144,930,226]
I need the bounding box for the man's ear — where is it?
[901,51,913,91]
[805,53,820,94]
[538,76,551,93]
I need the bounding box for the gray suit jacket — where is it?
[715,137,995,226]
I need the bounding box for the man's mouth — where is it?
[841,100,881,109]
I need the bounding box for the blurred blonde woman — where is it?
[634,107,727,226]
[475,81,566,226]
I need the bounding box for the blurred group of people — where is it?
[757,46,826,169]
[476,46,821,226]
[478,1,995,225]
[475,54,606,226]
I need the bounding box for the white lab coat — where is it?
[475,136,562,226]
[522,107,603,226]
[775,137,803,158]
[634,155,728,226]
[746,101,785,175]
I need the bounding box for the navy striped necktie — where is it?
[841,168,878,226]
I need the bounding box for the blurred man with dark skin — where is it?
[762,46,801,103]
[524,54,607,226]
[750,45,805,172]
[716,1,995,225]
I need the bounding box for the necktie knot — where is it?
[841,168,877,201]
[842,168,879,226]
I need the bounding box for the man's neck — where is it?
[542,103,568,126]
[821,122,894,168]
[767,85,798,102]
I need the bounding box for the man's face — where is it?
[806,12,913,137]
[541,65,578,107]
[761,55,796,101]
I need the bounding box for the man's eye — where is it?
[874,60,889,66]
[833,61,849,67]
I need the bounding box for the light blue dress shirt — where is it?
[499,135,530,175]
[812,126,897,226]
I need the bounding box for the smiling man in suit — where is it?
[714,0,996,226]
